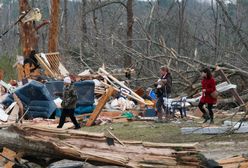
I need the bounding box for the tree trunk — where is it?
[0,125,203,168]
[177,0,187,55]
[124,0,133,68]
[19,0,38,58]
[80,0,87,65]
[63,0,68,49]
[48,0,60,53]
[47,0,60,74]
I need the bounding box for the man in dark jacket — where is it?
[57,76,81,129]
[155,66,172,121]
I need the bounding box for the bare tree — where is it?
[176,0,187,55]
[124,0,133,68]
[64,0,68,48]
[19,0,38,57]
[79,0,87,66]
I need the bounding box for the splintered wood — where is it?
[86,87,115,126]
[218,155,248,168]
[0,125,204,168]
[98,68,146,105]
[0,148,17,168]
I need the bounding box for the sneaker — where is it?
[57,125,62,128]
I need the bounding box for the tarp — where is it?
[2,80,56,119]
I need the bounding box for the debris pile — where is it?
[0,125,206,168]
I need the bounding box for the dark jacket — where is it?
[200,77,217,104]
[61,84,78,109]
[156,73,172,97]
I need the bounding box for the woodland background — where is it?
[0,0,248,96]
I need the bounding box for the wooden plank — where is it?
[16,64,24,81]
[217,69,245,106]
[58,62,69,76]
[239,162,248,168]
[101,81,145,105]
[4,102,17,114]
[0,108,8,122]
[0,147,16,168]
[36,52,68,78]
[47,53,60,74]
[99,68,145,103]
[13,94,24,123]
[218,156,248,165]
[35,54,56,77]
[8,104,19,121]
[86,87,114,126]
[143,142,198,149]
[107,129,125,146]
[0,125,202,167]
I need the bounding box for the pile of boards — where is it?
[217,155,248,168]
[0,124,206,168]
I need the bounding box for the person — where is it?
[198,68,217,124]
[155,66,172,121]
[143,88,153,101]
[57,76,81,129]
[23,50,40,79]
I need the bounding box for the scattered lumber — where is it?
[0,147,17,168]
[217,155,248,168]
[86,87,115,126]
[35,52,69,79]
[217,68,245,106]
[98,68,145,104]
[0,124,205,168]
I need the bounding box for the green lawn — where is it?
[80,119,248,143]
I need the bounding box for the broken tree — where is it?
[0,124,205,168]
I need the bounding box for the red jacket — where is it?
[200,77,217,104]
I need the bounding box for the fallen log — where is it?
[0,124,205,167]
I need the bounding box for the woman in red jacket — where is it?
[198,68,217,124]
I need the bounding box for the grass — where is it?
[80,117,248,144]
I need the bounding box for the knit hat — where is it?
[63,76,71,84]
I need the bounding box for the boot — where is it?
[209,116,214,124]
[202,114,210,123]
